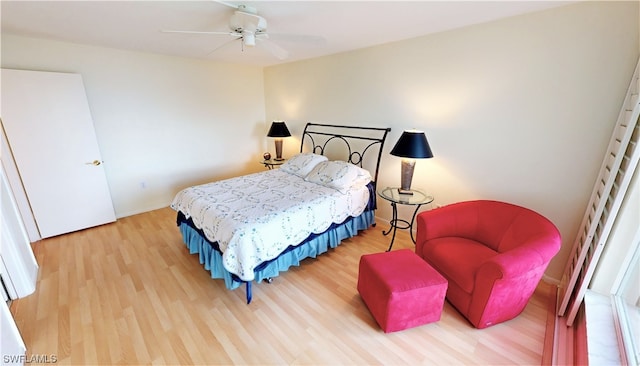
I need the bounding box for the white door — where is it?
[1,69,116,238]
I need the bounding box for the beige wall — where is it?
[263,1,639,282]
[1,34,266,217]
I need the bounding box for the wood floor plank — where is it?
[10,206,554,365]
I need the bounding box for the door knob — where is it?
[86,160,102,166]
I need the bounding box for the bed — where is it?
[171,123,391,303]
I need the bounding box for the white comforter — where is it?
[170,169,370,281]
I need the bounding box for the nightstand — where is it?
[378,187,434,251]
[260,159,285,170]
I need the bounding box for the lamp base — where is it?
[274,139,284,161]
[399,158,416,194]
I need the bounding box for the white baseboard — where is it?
[115,203,171,219]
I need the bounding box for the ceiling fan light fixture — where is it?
[242,31,256,46]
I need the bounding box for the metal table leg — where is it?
[382,202,423,251]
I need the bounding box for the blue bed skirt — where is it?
[177,210,375,302]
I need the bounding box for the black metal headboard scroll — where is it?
[300,123,391,185]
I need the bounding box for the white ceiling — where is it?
[1,1,574,67]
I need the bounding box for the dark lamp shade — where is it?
[390,130,434,159]
[267,121,291,138]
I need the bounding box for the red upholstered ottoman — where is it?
[357,249,448,333]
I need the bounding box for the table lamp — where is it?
[390,129,433,195]
[267,120,291,161]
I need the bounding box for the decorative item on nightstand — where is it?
[263,152,271,160]
[390,129,433,195]
[267,120,291,161]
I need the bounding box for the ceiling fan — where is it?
[163,3,319,60]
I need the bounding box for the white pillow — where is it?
[305,160,372,194]
[280,153,328,177]
[352,165,373,187]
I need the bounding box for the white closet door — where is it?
[1,163,38,298]
[1,69,116,238]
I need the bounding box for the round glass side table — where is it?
[377,187,434,251]
[260,159,286,170]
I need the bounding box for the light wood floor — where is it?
[10,207,554,365]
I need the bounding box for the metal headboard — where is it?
[300,123,391,184]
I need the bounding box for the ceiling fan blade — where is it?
[162,30,237,36]
[259,38,289,60]
[268,33,327,46]
[207,37,241,56]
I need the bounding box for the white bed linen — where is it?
[170,169,370,281]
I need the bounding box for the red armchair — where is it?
[415,200,561,329]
